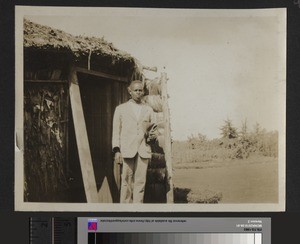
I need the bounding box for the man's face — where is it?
[129,83,144,103]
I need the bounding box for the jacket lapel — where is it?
[126,100,138,121]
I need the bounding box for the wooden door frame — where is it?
[68,66,130,203]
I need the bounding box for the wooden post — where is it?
[142,65,158,72]
[69,66,100,203]
[161,72,174,203]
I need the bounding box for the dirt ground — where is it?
[173,158,278,203]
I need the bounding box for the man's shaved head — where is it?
[129,80,143,89]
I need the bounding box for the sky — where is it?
[24,8,286,140]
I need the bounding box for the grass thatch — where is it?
[24,18,135,63]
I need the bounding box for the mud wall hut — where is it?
[23,19,173,203]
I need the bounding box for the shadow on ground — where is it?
[174,187,222,204]
[174,187,191,203]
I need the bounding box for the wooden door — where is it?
[76,72,128,202]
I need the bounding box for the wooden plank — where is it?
[161,72,174,203]
[75,67,129,83]
[102,82,114,201]
[64,84,70,178]
[142,65,157,72]
[24,79,68,83]
[69,67,100,203]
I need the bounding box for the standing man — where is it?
[112,80,154,203]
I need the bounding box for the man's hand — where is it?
[146,123,158,143]
[114,152,123,165]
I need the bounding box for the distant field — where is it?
[173,157,278,203]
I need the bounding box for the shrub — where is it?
[173,130,278,165]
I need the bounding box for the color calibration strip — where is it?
[78,218,270,244]
[88,233,262,244]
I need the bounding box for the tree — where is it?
[197,133,207,143]
[240,118,248,138]
[220,119,238,139]
[253,122,262,135]
[187,132,207,149]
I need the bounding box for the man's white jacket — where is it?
[112,100,154,159]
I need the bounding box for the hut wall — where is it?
[24,81,70,202]
[23,50,74,202]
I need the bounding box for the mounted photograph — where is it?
[15,6,286,211]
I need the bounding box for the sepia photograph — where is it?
[15,6,286,211]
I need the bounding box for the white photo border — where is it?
[15,6,286,212]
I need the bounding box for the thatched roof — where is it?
[23,18,135,63]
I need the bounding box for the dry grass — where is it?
[173,157,278,203]
[172,134,278,203]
